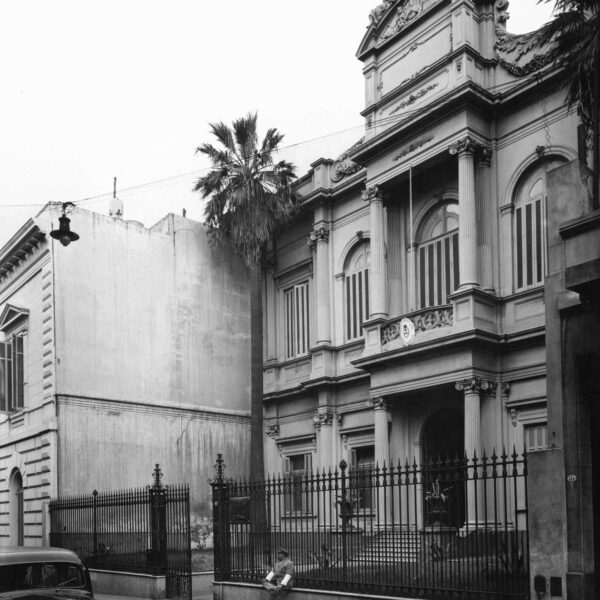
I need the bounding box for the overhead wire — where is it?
[0,71,547,214]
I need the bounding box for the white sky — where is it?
[0,0,554,247]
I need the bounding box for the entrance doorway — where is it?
[421,407,464,528]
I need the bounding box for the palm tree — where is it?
[539,0,600,208]
[194,113,297,482]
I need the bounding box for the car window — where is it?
[0,562,86,591]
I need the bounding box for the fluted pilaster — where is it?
[310,225,331,344]
[475,147,494,292]
[362,186,388,319]
[450,136,479,289]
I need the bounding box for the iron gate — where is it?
[50,465,191,600]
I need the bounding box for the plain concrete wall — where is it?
[39,208,252,515]
[53,210,251,412]
[90,569,166,599]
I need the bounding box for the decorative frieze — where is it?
[389,83,439,116]
[392,135,434,162]
[380,0,426,40]
[381,307,453,345]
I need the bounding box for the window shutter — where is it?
[0,342,6,412]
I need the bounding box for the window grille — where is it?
[0,335,24,412]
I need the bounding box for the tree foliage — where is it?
[539,0,600,136]
[194,112,297,266]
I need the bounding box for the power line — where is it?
[0,75,543,213]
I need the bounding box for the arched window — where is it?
[418,203,459,308]
[344,242,370,341]
[10,469,24,545]
[514,166,547,291]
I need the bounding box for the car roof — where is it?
[0,547,83,565]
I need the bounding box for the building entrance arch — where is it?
[421,407,465,528]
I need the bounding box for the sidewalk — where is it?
[96,594,212,600]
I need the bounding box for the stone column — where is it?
[475,146,494,292]
[368,397,391,524]
[310,225,332,344]
[362,185,388,319]
[314,410,335,527]
[450,136,479,289]
[370,398,390,467]
[455,377,494,529]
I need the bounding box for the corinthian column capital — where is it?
[367,397,389,410]
[362,185,383,204]
[449,135,480,157]
[475,146,492,167]
[455,377,497,395]
[308,225,330,249]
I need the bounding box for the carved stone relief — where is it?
[392,135,434,162]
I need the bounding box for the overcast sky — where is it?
[0,0,554,247]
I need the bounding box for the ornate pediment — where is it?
[0,304,29,333]
[495,24,556,77]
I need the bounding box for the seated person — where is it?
[262,547,294,596]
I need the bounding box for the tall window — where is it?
[350,445,375,512]
[514,172,546,290]
[0,334,24,412]
[418,203,459,308]
[345,243,370,341]
[284,453,312,514]
[284,282,309,358]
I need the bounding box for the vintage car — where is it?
[0,546,94,599]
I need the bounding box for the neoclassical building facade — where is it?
[261,0,578,507]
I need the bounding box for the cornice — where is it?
[0,221,47,282]
[352,82,495,164]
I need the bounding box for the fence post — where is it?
[93,490,98,560]
[148,464,168,573]
[211,454,231,581]
[339,460,348,581]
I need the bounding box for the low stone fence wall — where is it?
[89,570,213,599]
[212,582,415,600]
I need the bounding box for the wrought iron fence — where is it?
[49,465,191,600]
[212,450,529,600]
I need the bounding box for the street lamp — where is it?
[50,202,79,247]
